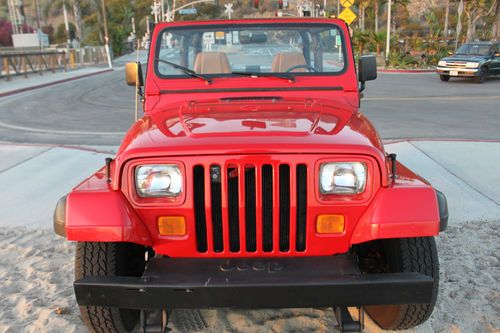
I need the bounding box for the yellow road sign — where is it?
[340,0,355,8]
[338,7,357,25]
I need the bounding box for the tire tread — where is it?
[75,242,127,333]
[393,237,439,329]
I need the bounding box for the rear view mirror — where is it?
[358,55,377,83]
[125,62,144,87]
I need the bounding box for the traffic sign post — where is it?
[340,0,354,8]
[179,8,197,14]
[338,0,357,25]
[151,1,161,23]
[224,3,234,19]
[338,7,356,25]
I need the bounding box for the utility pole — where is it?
[161,0,165,22]
[337,0,340,16]
[34,0,41,29]
[444,0,449,41]
[7,0,19,34]
[385,0,392,62]
[63,2,70,46]
[101,0,113,69]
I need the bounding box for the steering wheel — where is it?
[285,64,318,73]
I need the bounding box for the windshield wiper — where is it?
[155,58,212,84]
[231,71,296,83]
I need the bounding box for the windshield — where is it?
[155,23,347,78]
[456,43,491,56]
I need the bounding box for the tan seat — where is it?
[271,52,307,72]
[193,52,231,74]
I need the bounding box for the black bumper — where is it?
[74,255,434,309]
[437,190,448,231]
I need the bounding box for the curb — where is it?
[0,141,117,154]
[0,68,113,98]
[378,68,435,73]
[383,138,500,144]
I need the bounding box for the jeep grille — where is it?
[192,163,308,254]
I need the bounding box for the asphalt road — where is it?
[0,69,499,145]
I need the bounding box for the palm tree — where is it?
[352,30,370,54]
[370,30,385,55]
[45,0,84,41]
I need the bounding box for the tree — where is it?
[492,1,500,39]
[443,0,449,39]
[464,0,497,42]
[352,30,370,54]
[370,30,385,55]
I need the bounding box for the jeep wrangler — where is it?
[54,18,448,333]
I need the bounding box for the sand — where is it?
[0,221,498,333]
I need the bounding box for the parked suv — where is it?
[437,41,500,83]
[54,19,448,333]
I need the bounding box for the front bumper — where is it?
[75,255,434,309]
[436,66,479,77]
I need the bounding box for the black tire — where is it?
[439,75,450,82]
[359,237,439,330]
[75,242,148,333]
[474,67,487,83]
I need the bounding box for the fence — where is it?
[0,46,108,81]
[68,46,109,68]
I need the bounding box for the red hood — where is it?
[114,97,386,176]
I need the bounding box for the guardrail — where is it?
[68,46,109,68]
[0,50,67,81]
[0,46,109,81]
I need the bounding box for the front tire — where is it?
[439,75,450,82]
[474,67,487,83]
[358,237,439,330]
[75,242,148,333]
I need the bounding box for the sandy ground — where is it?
[0,220,498,333]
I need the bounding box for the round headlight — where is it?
[438,60,447,67]
[320,162,367,194]
[466,62,479,68]
[136,164,182,197]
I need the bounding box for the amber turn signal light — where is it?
[158,216,186,236]
[316,215,345,234]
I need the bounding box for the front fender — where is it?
[55,190,152,246]
[351,161,448,245]
[350,186,443,245]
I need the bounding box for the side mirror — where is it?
[125,62,144,87]
[358,55,377,93]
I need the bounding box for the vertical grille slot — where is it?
[210,165,223,252]
[227,166,240,252]
[279,165,291,252]
[262,164,273,252]
[296,164,307,252]
[245,166,257,252]
[193,166,207,252]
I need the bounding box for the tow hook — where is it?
[334,306,364,333]
[140,308,170,333]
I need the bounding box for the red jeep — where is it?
[54,18,448,332]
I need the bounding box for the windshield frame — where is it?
[153,22,349,80]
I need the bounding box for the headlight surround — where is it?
[466,62,479,68]
[320,162,367,195]
[438,60,447,67]
[135,164,182,197]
